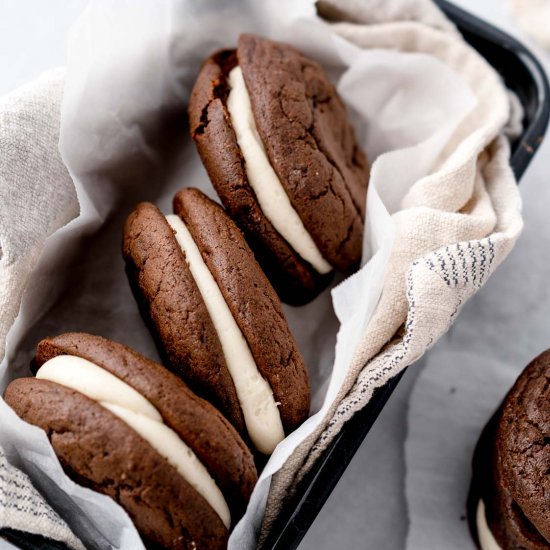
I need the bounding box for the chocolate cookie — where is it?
[6,333,257,549]
[188,34,369,305]
[468,350,550,549]
[122,200,246,437]
[123,188,310,454]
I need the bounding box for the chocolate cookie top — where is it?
[173,188,311,434]
[237,34,368,269]
[34,332,256,521]
[188,48,331,305]
[188,34,368,304]
[497,350,550,541]
[470,350,550,548]
[122,202,246,436]
[5,378,228,549]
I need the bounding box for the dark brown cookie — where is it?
[188,34,369,305]
[5,379,227,549]
[468,350,550,549]
[33,333,256,522]
[123,188,310,453]
[122,201,246,437]
[173,188,310,434]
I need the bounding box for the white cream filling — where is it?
[476,500,502,550]
[166,214,285,455]
[37,355,231,528]
[226,66,332,275]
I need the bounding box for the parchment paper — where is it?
[0,0,478,547]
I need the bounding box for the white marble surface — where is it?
[1,1,549,549]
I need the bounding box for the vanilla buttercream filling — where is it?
[476,500,502,550]
[37,355,231,528]
[226,65,332,275]
[166,214,285,455]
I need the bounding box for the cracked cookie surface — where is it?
[188,34,369,305]
[123,202,246,437]
[173,188,311,433]
[6,379,227,549]
[33,332,256,521]
[469,349,550,549]
[6,378,229,549]
[496,350,550,543]
[124,190,310,442]
[238,34,368,267]
[6,333,258,549]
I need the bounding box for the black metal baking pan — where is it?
[264,2,550,549]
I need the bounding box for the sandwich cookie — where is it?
[6,333,257,549]
[123,188,310,454]
[188,34,370,305]
[468,349,550,549]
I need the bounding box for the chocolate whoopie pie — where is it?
[123,188,310,455]
[5,333,257,550]
[188,34,370,305]
[468,350,550,549]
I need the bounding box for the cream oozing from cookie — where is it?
[476,500,502,550]
[166,214,285,455]
[36,355,231,528]
[226,66,332,275]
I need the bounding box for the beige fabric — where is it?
[259,1,523,542]
[509,0,550,49]
[0,69,84,547]
[316,0,457,33]
[0,449,84,550]
[0,69,78,363]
